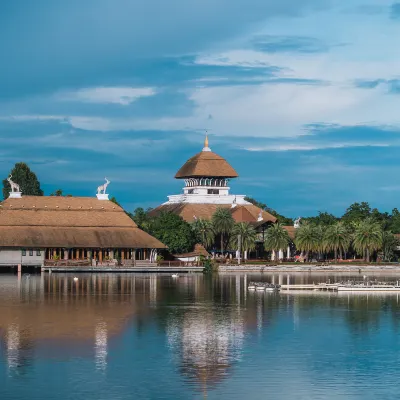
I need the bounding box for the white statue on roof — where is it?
[97,178,110,195]
[257,210,263,222]
[7,175,20,193]
[294,217,301,229]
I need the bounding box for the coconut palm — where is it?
[264,223,290,261]
[381,231,398,262]
[231,222,257,260]
[352,218,383,262]
[294,222,320,261]
[192,218,215,249]
[212,207,235,254]
[323,222,351,261]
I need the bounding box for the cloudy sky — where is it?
[1,0,400,217]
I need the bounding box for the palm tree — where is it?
[231,222,257,260]
[192,218,215,249]
[381,231,398,262]
[264,223,290,261]
[352,218,383,262]
[212,207,235,254]
[294,222,319,261]
[323,222,351,261]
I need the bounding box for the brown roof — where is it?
[283,226,296,239]
[174,243,210,258]
[175,150,238,179]
[0,196,166,249]
[149,203,276,224]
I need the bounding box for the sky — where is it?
[1,0,400,217]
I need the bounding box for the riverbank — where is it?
[219,263,400,272]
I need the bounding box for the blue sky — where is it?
[1,0,400,217]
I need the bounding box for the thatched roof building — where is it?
[175,150,238,179]
[0,196,165,249]
[151,136,276,227]
[0,195,165,266]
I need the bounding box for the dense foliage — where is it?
[3,162,44,199]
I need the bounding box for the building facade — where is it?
[150,137,277,258]
[0,191,166,267]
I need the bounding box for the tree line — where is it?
[131,207,258,256]
[265,219,398,263]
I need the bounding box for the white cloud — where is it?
[245,143,390,151]
[58,87,156,105]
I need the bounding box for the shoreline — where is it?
[219,264,400,273]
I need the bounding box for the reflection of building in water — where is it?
[6,324,20,370]
[166,307,244,390]
[95,322,108,371]
[0,275,149,371]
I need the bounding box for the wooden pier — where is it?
[280,283,339,291]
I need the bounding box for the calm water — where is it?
[2,272,400,399]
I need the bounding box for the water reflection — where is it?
[2,273,400,398]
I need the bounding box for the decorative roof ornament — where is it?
[96,177,110,200]
[231,196,237,208]
[202,132,211,152]
[7,175,22,198]
[257,210,263,222]
[294,217,301,229]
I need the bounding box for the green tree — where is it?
[232,222,257,259]
[323,222,351,261]
[304,212,338,226]
[131,207,152,231]
[148,212,196,254]
[388,208,400,234]
[3,162,44,199]
[381,231,398,262]
[264,223,290,260]
[50,189,72,197]
[352,218,383,262]
[212,207,235,253]
[109,196,121,206]
[342,202,371,224]
[192,218,215,249]
[294,222,320,261]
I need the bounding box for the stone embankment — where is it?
[219,264,400,272]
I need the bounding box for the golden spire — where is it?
[204,133,209,148]
[202,131,211,151]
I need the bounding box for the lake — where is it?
[1,272,400,399]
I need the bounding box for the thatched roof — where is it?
[149,203,276,224]
[283,226,296,239]
[174,243,210,258]
[0,196,166,249]
[175,150,238,179]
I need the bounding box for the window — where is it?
[36,250,41,256]
[29,250,33,256]
[188,189,194,194]
[207,189,219,195]
[22,249,26,256]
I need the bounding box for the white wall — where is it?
[0,249,45,265]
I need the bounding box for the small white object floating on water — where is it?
[73,277,79,282]
[171,274,179,278]
[248,282,281,292]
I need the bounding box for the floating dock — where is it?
[250,282,400,292]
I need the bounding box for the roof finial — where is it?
[202,131,211,152]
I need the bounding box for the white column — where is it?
[287,246,291,259]
[278,249,284,260]
[271,250,276,261]
[244,250,248,260]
